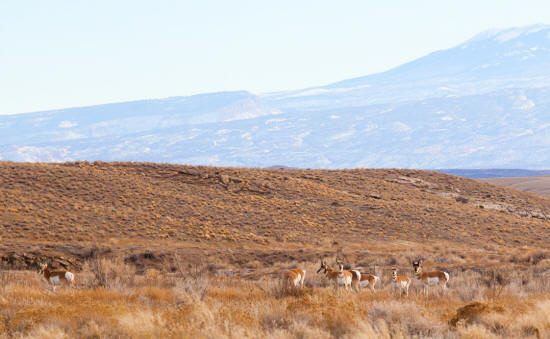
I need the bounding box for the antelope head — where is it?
[392,268,398,280]
[317,259,328,274]
[336,258,344,273]
[412,259,423,275]
[37,262,48,275]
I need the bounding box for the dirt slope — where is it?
[1,161,550,270]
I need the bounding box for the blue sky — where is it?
[2,0,550,115]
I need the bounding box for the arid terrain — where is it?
[483,175,550,198]
[2,161,550,270]
[2,162,550,338]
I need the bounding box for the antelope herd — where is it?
[316,259,354,292]
[34,257,448,297]
[286,258,449,297]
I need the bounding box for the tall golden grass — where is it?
[1,258,550,338]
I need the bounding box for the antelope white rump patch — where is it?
[65,272,74,282]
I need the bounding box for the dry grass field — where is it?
[2,255,550,338]
[2,161,550,337]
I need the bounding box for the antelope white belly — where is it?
[393,281,407,288]
[337,277,350,285]
[49,276,60,284]
[293,276,300,285]
[360,280,371,287]
[427,277,439,285]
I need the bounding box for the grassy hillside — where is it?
[2,161,550,271]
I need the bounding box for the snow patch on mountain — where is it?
[394,122,411,132]
[331,128,355,140]
[59,121,77,128]
[265,118,286,124]
[467,24,550,44]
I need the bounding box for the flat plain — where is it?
[483,175,550,198]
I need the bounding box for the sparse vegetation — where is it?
[1,257,550,338]
[2,161,550,337]
[2,162,550,271]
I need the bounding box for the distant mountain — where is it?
[0,91,279,145]
[437,169,550,179]
[266,24,550,110]
[3,24,550,168]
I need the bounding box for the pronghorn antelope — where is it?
[412,260,449,296]
[284,268,306,288]
[38,263,75,292]
[316,260,352,292]
[336,263,353,292]
[350,269,380,292]
[391,268,411,296]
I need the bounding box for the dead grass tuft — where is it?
[84,257,135,289]
[173,254,209,300]
[449,301,489,328]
